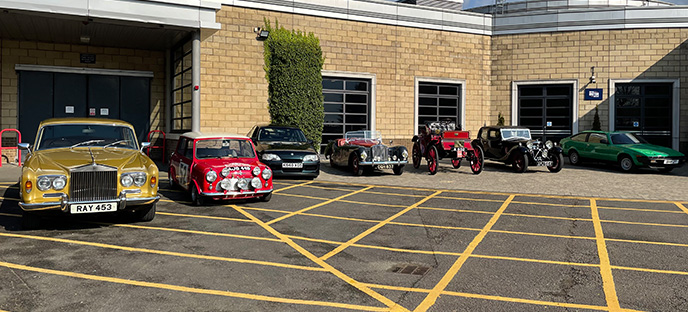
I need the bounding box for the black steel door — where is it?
[120,77,151,142]
[88,75,120,119]
[518,84,573,142]
[54,73,87,118]
[18,71,53,145]
[614,83,672,147]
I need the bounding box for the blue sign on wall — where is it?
[584,88,603,100]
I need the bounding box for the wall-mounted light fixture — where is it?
[590,66,596,84]
[254,27,269,40]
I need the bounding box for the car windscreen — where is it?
[610,133,647,145]
[500,128,531,140]
[36,124,138,150]
[257,128,307,142]
[195,139,255,159]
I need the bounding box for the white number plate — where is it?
[70,202,118,214]
[539,161,553,167]
[282,162,303,168]
[376,164,394,169]
[665,159,679,165]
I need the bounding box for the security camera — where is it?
[590,75,596,84]
[253,27,261,33]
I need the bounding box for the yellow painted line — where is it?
[503,213,592,222]
[418,206,496,215]
[0,260,387,311]
[0,212,21,218]
[157,211,252,223]
[436,195,505,203]
[107,223,283,243]
[599,205,685,214]
[279,192,408,208]
[273,180,314,193]
[490,229,595,240]
[320,191,443,261]
[160,198,192,204]
[266,186,374,225]
[613,265,688,276]
[601,219,688,228]
[414,194,515,312]
[0,196,19,202]
[591,199,621,312]
[471,254,599,268]
[606,238,688,248]
[0,232,325,272]
[230,205,409,312]
[364,283,627,312]
[675,202,688,215]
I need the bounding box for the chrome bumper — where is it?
[200,189,273,197]
[359,160,409,166]
[19,190,160,212]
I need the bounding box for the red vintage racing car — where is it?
[412,121,484,175]
[169,132,273,205]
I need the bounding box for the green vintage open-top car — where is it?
[18,118,160,228]
[560,130,686,173]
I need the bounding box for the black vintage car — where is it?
[325,130,408,175]
[472,126,564,173]
[248,125,320,178]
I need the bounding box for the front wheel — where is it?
[470,144,484,175]
[568,150,581,166]
[393,165,404,175]
[412,143,421,169]
[260,192,273,202]
[168,166,178,189]
[548,153,564,173]
[618,155,636,172]
[658,167,674,173]
[351,154,364,176]
[190,183,205,206]
[427,145,439,175]
[21,211,42,230]
[133,203,156,222]
[512,151,529,173]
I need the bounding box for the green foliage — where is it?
[592,105,601,130]
[497,112,505,126]
[263,19,325,146]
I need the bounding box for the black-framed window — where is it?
[615,83,672,147]
[417,82,461,134]
[321,77,371,152]
[518,84,573,142]
[171,39,193,132]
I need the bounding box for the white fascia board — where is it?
[88,0,220,29]
[293,0,348,20]
[0,0,88,15]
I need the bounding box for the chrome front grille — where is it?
[371,145,389,161]
[70,170,118,202]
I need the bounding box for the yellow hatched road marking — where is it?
[503,212,591,222]
[363,283,643,312]
[266,186,374,225]
[273,180,314,193]
[157,211,252,223]
[107,223,283,243]
[230,205,409,312]
[320,191,443,261]
[613,265,688,276]
[601,219,688,228]
[606,238,688,248]
[414,194,514,312]
[0,232,325,272]
[0,260,387,311]
[675,202,688,215]
[599,205,686,214]
[0,196,19,201]
[591,199,621,312]
[418,206,495,215]
[278,192,408,208]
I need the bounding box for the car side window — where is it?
[479,129,487,141]
[248,126,258,140]
[488,130,500,140]
[571,133,587,142]
[587,133,606,144]
[176,138,187,155]
[184,140,194,159]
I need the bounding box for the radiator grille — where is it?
[371,145,389,161]
[70,170,118,202]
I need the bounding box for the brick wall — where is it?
[200,6,491,147]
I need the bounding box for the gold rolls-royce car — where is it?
[18,118,160,228]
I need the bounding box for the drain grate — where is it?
[389,264,431,276]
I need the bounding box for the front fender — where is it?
[412,135,419,143]
[549,146,563,155]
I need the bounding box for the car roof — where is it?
[181,131,249,140]
[481,125,529,130]
[38,118,134,127]
[256,125,300,130]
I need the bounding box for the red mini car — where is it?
[169,132,273,205]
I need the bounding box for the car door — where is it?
[563,133,588,155]
[176,139,195,190]
[583,133,608,160]
[169,137,186,186]
[590,133,618,162]
[485,128,503,158]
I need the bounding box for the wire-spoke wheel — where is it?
[412,143,421,169]
[513,151,529,173]
[470,144,484,174]
[427,145,438,175]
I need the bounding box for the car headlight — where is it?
[526,141,534,149]
[252,167,261,176]
[360,151,367,160]
[121,174,134,187]
[545,140,554,149]
[402,150,409,160]
[52,176,67,190]
[303,154,319,162]
[237,178,249,190]
[262,168,272,180]
[133,173,146,187]
[37,176,52,191]
[206,170,217,182]
[262,153,281,161]
[219,178,232,191]
[393,155,398,161]
[221,167,231,177]
[251,177,262,189]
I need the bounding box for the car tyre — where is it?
[548,153,564,173]
[451,158,461,169]
[190,183,205,206]
[21,211,41,230]
[168,166,178,189]
[618,155,636,172]
[134,203,156,222]
[260,192,273,202]
[470,143,484,175]
[350,153,363,176]
[658,167,673,173]
[427,145,439,175]
[512,151,529,173]
[412,143,421,169]
[568,150,581,166]
[393,165,404,175]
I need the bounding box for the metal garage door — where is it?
[518,84,573,142]
[614,83,673,147]
[18,70,151,145]
[321,77,371,152]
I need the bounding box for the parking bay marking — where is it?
[0,260,388,312]
[0,231,326,272]
[591,199,622,312]
[230,205,410,312]
[266,186,375,225]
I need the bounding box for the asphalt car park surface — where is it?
[1,166,688,311]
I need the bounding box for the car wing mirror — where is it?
[600,139,609,144]
[307,139,314,145]
[140,142,151,152]
[18,143,32,156]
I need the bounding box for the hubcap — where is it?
[621,158,632,170]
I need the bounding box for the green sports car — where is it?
[560,131,685,173]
